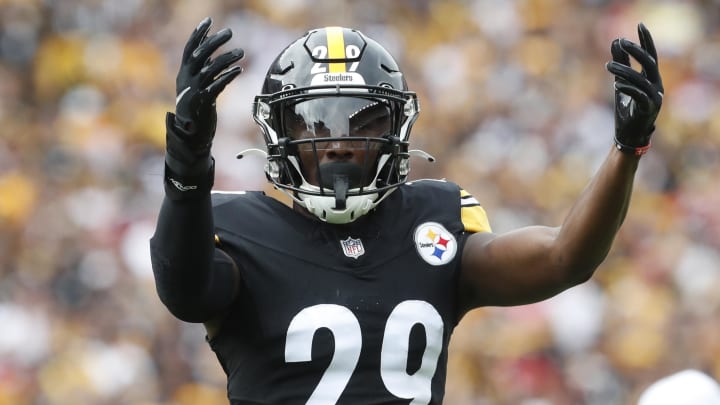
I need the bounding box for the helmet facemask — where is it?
[253,90,418,224]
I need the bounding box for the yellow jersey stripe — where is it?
[461,195,480,206]
[459,189,492,233]
[462,205,492,233]
[326,26,346,73]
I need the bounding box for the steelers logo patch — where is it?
[414,222,457,266]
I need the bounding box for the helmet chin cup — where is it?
[298,161,379,224]
[300,191,379,224]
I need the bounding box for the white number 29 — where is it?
[285,300,444,404]
[309,45,363,74]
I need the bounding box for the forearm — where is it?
[150,194,235,322]
[151,194,215,273]
[555,146,639,275]
[151,19,244,322]
[150,193,215,297]
[555,21,662,278]
[151,113,219,308]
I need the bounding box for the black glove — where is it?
[165,17,243,199]
[605,23,664,156]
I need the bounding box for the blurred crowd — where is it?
[1,0,719,404]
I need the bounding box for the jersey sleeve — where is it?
[459,189,492,233]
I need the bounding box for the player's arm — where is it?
[458,23,663,312]
[150,196,240,323]
[150,18,244,323]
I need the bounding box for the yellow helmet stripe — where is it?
[326,26,346,73]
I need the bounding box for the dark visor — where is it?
[283,97,392,148]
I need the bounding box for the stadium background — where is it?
[1,0,719,404]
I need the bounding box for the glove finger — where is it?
[191,28,233,69]
[619,38,662,87]
[638,23,659,65]
[182,17,212,63]
[615,82,651,111]
[606,61,659,99]
[610,38,630,67]
[206,66,243,98]
[198,48,244,86]
[605,61,639,79]
[637,24,663,91]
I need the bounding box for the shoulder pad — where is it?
[211,190,262,207]
[401,179,492,233]
[459,189,491,233]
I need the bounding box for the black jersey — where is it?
[208,179,491,404]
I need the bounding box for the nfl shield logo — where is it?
[340,237,365,259]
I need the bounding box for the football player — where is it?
[150,18,663,404]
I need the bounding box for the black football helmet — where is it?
[246,27,428,224]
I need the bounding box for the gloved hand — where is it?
[171,16,243,161]
[165,17,243,199]
[605,23,664,156]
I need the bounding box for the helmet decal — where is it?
[307,27,366,86]
[324,26,350,71]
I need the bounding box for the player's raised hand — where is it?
[605,23,664,156]
[174,17,244,151]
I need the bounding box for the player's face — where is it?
[284,97,391,187]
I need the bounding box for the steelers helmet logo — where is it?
[414,222,457,266]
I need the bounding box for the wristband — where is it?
[164,156,215,200]
[614,138,651,156]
